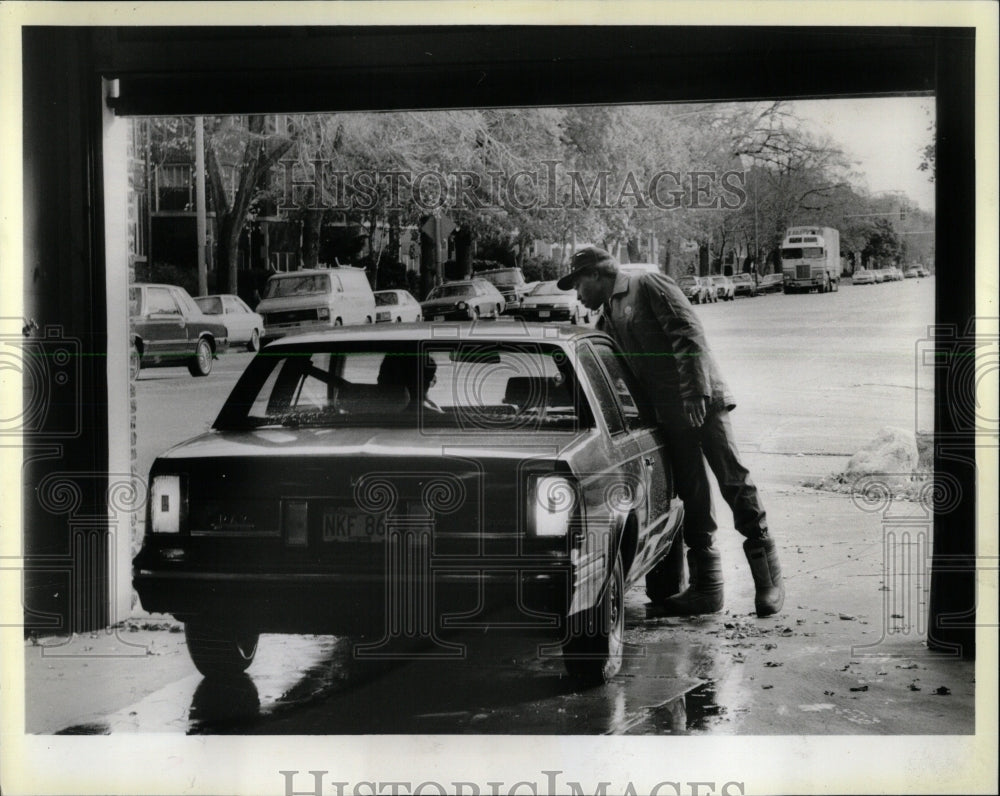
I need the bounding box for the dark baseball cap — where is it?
[556,246,618,290]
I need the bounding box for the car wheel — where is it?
[334,318,343,327]
[184,620,259,679]
[473,306,481,320]
[495,304,502,319]
[129,345,141,380]
[187,338,213,377]
[396,316,402,323]
[366,316,373,324]
[247,328,260,352]
[562,551,624,686]
[645,537,686,604]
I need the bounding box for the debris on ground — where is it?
[934,686,951,696]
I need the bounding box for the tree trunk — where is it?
[455,227,474,278]
[300,209,325,269]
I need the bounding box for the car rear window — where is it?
[216,340,589,432]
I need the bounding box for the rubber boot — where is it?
[661,547,724,616]
[744,536,785,617]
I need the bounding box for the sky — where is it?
[787,96,936,213]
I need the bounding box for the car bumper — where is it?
[133,564,573,634]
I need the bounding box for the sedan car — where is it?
[193,294,264,352]
[731,273,757,298]
[708,275,735,301]
[852,269,876,285]
[517,280,593,324]
[757,273,784,294]
[475,267,531,313]
[374,289,423,323]
[133,324,685,685]
[676,275,712,304]
[129,283,229,378]
[421,279,505,321]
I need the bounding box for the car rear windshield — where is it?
[264,274,330,298]
[374,293,398,306]
[781,247,824,260]
[215,340,588,431]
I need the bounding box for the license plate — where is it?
[376,311,390,322]
[434,315,444,322]
[539,310,550,318]
[323,510,388,542]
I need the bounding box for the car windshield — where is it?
[264,274,330,298]
[529,282,571,296]
[195,296,224,314]
[677,276,698,285]
[374,293,398,306]
[732,274,750,283]
[711,277,725,284]
[427,284,474,299]
[782,247,824,260]
[215,340,586,431]
[482,271,522,286]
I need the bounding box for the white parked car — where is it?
[374,289,423,323]
[193,294,264,352]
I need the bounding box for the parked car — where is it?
[132,324,686,685]
[852,269,876,285]
[256,267,376,345]
[884,265,904,282]
[757,273,784,294]
[871,269,886,283]
[676,275,712,304]
[476,267,532,313]
[903,267,918,279]
[709,275,735,301]
[129,283,229,379]
[731,273,757,297]
[517,280,593,324]
[421,279,505,320]
[915,265,931,277]
[193,294,264,352]
[374,289,423,323]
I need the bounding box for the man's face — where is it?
[574,271,609,311]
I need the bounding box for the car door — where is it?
[142,286,188,361]
[586,338,675,579]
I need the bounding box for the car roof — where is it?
[265,322,609,348]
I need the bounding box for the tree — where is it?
[204,116,294,295]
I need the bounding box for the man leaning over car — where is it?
[558,247,785,617]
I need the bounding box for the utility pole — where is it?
[194,116,208,296]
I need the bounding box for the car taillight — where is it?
[151,475,183,534]
[530,475,577,537]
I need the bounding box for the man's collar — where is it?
[609,270,631,300]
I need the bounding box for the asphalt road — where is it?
[38,275,966,738]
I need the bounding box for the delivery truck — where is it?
[780,226,841,293]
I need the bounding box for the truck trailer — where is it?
[780,226,841,293]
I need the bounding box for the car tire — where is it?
[184,620,259,679]
[247,329,260,352]
[129,345,141,380]
[495,304,502,319]
[645,537,686,604]
[188,338,213,377]
[396,316,402,323]
[334,318,343,327]
[562,551,625,686]
[473,306,481,320]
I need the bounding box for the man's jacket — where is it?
[596,270,735,423]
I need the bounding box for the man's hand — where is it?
[684,396,707,428]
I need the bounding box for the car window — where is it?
[265,274,330,298]
[375,293,399,306]
[146,286,181,315]
[196,296,224,314]
[590,341,646,431]
[223,296,247,313]
[427,284,473,299]
[576,344,625,435]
